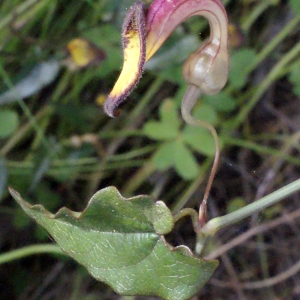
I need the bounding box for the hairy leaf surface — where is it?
[10,187,218,300]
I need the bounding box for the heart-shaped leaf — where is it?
[10,187,218,300]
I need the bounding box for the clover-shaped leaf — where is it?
[203,91,237,113]
[10,187,218,300]
[183,126,216,157]
[173,141,199,179]
[144,100,219,179]
[153,141,177,170]
[144,99,180,140]
[153,141,199,179]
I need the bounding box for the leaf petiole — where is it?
[0,244,64,265]
[201,178,300,236]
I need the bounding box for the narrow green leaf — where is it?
[10,187,218,300]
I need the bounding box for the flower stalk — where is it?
[104,0,229,226]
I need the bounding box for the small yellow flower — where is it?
[66,38,106,69]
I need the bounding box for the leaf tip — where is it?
[8,186,20,200]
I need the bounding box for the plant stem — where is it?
[0,244,64,265]
[171,159,211,213]
[173,208,201,232]
[181,85,220,226]
[202,178,300,236]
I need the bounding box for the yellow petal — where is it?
[104,2,146,117]
[67,38,105,68]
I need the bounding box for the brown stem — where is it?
[181,84,220,226]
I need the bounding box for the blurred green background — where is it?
[1,0,300,299]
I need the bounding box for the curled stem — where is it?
[181,84,220,226]
[173,207,202,233]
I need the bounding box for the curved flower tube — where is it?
[104,0,228,117]
[104,0,229,226]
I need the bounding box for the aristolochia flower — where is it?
[104,0,229,226]
[104,0,229,119]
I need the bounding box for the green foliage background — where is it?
[0,0,300,299]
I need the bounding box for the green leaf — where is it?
[229,48,256,89]
[203,92,237,112]
[143,121,178,140]
[10,187,218,300]
[193,103,219,126]
[153,141,177,170]
[159,99,180,129]
[174,141,199,180]
[183,126,215,156]
[0,109,19,138]
[153,140,199,180]
[143,100,180,140]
